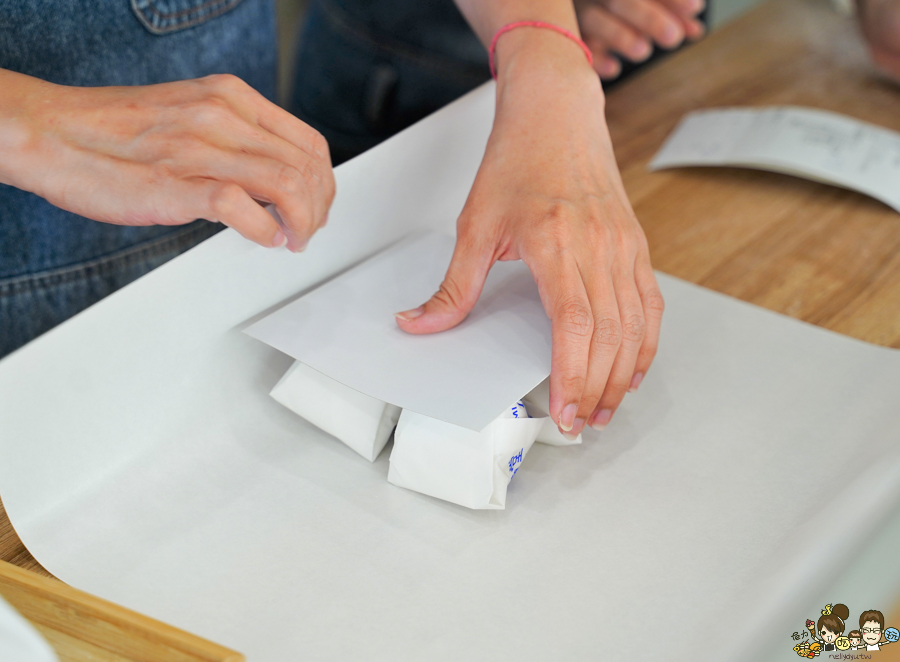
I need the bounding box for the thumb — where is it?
[395,231,495,335]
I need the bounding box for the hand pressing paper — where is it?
[270,361,400,462]
[388,403,545,510]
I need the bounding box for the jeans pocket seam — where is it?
[131,0,245,35]
[0,223,220,297]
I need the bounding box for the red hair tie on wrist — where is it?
[489,21,594,79]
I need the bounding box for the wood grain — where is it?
[607,0,900,348]
[0,560,244,661]
[0,0,897,653]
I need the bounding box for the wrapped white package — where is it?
[522,379,582,446]
[270,361,400,462]
[388,403,544,509]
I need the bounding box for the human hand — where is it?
[858,0,900,82]
[396,30,663,437]
[0,70,334,251]
[575,0,706,79]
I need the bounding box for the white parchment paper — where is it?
[1,84,898,662]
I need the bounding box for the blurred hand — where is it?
[0,71,334,251]
[575,0,706,79]
[396,30,663,437]
[858,0,900,82]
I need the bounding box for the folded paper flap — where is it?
[245,232,552,431]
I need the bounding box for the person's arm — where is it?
[0,68,334,252]
[396,0,664,437]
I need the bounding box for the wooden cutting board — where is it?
[0,560,243,662]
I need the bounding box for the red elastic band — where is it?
[489,21,594,79]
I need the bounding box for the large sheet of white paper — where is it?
[650,106,900,213]
[245,232,551,431]
[1,84,899,662]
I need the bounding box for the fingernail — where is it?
[629,372,644,392]
[271,230,287,248]
[693,0,706,12]
[562,432,579,442]
[395,306,424,322]
[559,404,578,432]
[591,408,613,431]
[289,237,308,253]
[662,22,681,46]
[631,40,652,61]
[601,60,621,78]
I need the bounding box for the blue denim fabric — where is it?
[291,0,707,165]
[0,0,276,357]
[290,0,491,165]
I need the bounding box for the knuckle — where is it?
[208,183,243,219]
[323,174,336,208]
[593,317,622,348]
[187,97,231,126]
[605,378,630,400]
[556,299,594,338]
[206,73,244,92]
[578,388,604,410]
[639,343,659,367]
[147,161,178,186]
[275,165,306,196]
[545,203,575,235]
[432,278,468,312]
[644,289,666,317]
[311,131,330,160]
[300,160,321,189]
[622,313,646,343]
[560,372,585,395]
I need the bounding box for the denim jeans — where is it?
[0,0,276,358]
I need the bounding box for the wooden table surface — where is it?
[610,0,900,349]
[0,560,243,661]
[0,0,898,643]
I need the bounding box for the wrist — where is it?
[494,28,602,105]
[0,70,51,190]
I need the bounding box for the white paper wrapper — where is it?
[522,379,583,446]
[270,361,400,462]
[388,407,545,510]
